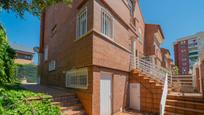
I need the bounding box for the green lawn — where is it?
[0,84,60,115]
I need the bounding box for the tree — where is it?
[16,64,38,83]
[0,0,72,17]
[0,24,16,84]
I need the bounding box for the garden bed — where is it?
[0,84,60,115]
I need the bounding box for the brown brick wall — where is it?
[40,1,94,86]
[144,24,164,66]
[200,61,204,97]
[129,71,162,114]
[15,59,33,65]
[39,0,145,114]
[92,66,129,115]
[94,0,145,57]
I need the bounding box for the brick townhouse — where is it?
[161,48,173,70]
[39,0,145,114]
[144,24,164,66]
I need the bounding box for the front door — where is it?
[129,83,140,111]
[100,73,112,115]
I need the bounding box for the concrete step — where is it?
[64,110,86,115]
[60,104,82,112]
[165,105,204,114]
[166,99,204,111]
[167,95,204,103]
[52,98,80,107]
[164,111,183,115]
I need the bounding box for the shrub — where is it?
[0,24,16,84]
[0,84,60,114]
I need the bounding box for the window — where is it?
[48,60,56,71]
[51,24,57,37]
[44,45,48,61]
[101,8,113,38]
[189,52,198,56]
[138,28,143,44]
[66,68,88,89]
[128,0,134,16]
[16,54,32,60]
[76,7,87,39]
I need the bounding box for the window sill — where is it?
[94,30,131,53]
[75,30,93,42]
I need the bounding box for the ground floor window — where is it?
[65,67,88,89]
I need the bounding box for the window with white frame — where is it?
[48,60,56,71]
[76,7,87,39]
[138,28,143,44]
[101,8,113,38]
[128,0,134,16]
[66,68,88,89]
[44,45,48,61]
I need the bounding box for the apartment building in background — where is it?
[143,24,164,66]
[174,32,204,75]
[10,43,34,64]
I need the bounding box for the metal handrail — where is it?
[134,56,172,84]
[160,74,168,115]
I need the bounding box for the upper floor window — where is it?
[128,0,134,16]
[51,24,57,38]
[101,8,113,38]
[138,28,143,44]
[48,60,56,71]
[76,7,87,39]
[16,54,32,60]
[44,45,48,61]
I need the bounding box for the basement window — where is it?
[66,68,88,89]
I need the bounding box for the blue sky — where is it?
[0,0,204,63]
[0,11,40,64]
[139,0,204,59]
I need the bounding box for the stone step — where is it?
[52,95,77,102]
[52,98,80,106]
[64,110,86,115]
[165,105,204,114]
[164,111,183,115]
[60,104,83,112]
[166,99,204,110]
[167,95,204,103]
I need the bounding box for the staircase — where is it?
[130,70,166,114]
[130,57,172,114]
[165,94,204,115]
[51,93,86,115]
[22,85,86,115]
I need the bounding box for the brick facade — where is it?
[161,48,172,70]
[39,0,145,115]
[144,24,164,66]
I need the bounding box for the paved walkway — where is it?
[21,84,73,97]
[22,84,145,115]
[114,111,144,115]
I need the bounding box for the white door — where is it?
[129,83,140,111]
[100,73,112,115]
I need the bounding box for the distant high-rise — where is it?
[174,32,204,75]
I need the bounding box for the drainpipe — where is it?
[131,37,136,70]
